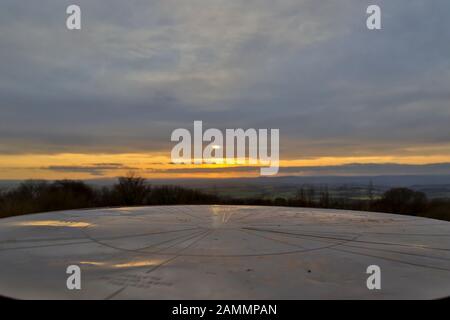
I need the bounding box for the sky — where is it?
[1,0,450,179]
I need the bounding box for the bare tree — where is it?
[113,172,149,206]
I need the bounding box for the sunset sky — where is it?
[1,1,450,180]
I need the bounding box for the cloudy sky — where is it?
[1,0,450,179]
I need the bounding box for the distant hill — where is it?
[143,175,450,187]
[147,175,450,200]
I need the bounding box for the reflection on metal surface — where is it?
[79,259,164,268]
[15,220,92,228]
[113,259,164,268]
[79,261,106,266]
[0,205,450,300]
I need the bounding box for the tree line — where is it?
[1,174,449,221]
[0,174,218,219]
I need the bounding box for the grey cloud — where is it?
[43,163,137,176]
[0,1,449,158]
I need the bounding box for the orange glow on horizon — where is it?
[1,150,450,180]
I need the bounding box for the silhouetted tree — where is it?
[377,188,427,215]
[367,180,374,202]
[40,180,96,212]
[295,187,307,206]
[319,185,331,208]
[273,197,287,206]
[306,186,316,205]
[113,172,149,206]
